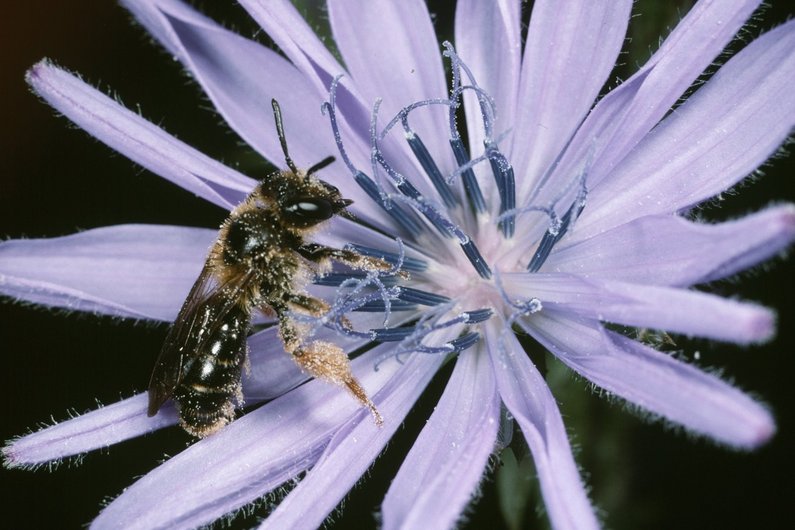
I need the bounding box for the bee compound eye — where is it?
[284,197,334,224]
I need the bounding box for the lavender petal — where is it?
[485,321,599,530]
[543,0,761,205]
[26,61,252,209]
[550,205,795,286]
[579,20,795,238]
[236,0,378,161]
[504,272,776,344]
[0,224,212,320]
[523,313,776,449]
[512,0,632,201]
[454,0,522,158]
[381,348,499,530]
[91,344,402,530]
[327,0,452,166]
[3,395,177,469]
[260,351,446,529]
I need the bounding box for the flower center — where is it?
[314,43,587,357]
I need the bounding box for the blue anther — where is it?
[370,327,416,342]
[463,308,493,323]
[460,239,492,279]
[347,244,428,272]
[353,171,422,235]
[450,138,487,214]
[405,132,458,208]
[396,286,451,306]
[354,300,418,312]
[314,272,399,287]
[449,332,480,352]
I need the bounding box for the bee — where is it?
[147,100,390,437]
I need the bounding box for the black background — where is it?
[2,1,793,528]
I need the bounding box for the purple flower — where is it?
[3,0,794,528]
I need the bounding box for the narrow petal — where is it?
[261,350,447,530]
[512,0,632,201]
[238,0,351,101]
[381,348,499,530]
[3,395,176,469]
[241,0,443,207]
[485,321,598,530]
[92,344,402,530]
[549,205,795,286]
[0,224,212,320]
[236,0,379,166]
[503,273,775,344]
[4,326,359,468]
[328,0,451,162]
[522,313,776,449]
[122,0,391,226]
[454,0,522,154]
[579,20,795,238]
[124,0,339,158]
[544,0,761,202]
[26,61,252,209]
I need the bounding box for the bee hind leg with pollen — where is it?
[271,295,384,426]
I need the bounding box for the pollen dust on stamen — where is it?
[293,340,384,427]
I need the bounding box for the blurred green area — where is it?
[1,1,792,529]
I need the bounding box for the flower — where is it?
[3,0,794,528]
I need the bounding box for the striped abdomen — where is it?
[173,304,249,437]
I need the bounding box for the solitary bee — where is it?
[147,100,389,437]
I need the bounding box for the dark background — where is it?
[2,1,793,528]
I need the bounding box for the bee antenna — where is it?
[306,156,335,177]
[271,99,300,175]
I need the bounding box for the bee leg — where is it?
[273,301,382,426]
[292,340,383,427]
[286,292,352,330]
[298,243,397,274]
[286,292,330,316]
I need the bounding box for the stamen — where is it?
[450,137,487,214]
[404,130,458,209]
[463,308,494,323]
[526,178,588,272]
[314,272,398,287]
[322,76,422,236]
[488,151,516,237]
[493,270,543,349]
[444,42,515,233]
[371,99,455,238]
[385,193,493,279]
[353,171,423,236]
[354,300,418,312]
[444,42,490,215]
[448,332,480,352]
[396,286,451,306]
[460,237,492,279]
[376,308,486,363]
[370,326,416,341]
[377,99,459,209]
[443,42,497,139]
[346,244,428,272]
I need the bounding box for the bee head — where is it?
[266,99,356,228]
[280,178,354,228]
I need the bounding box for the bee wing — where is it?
[147,263,255,416]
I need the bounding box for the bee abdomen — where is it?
[174,382,241,437]
[176,308,248,437]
